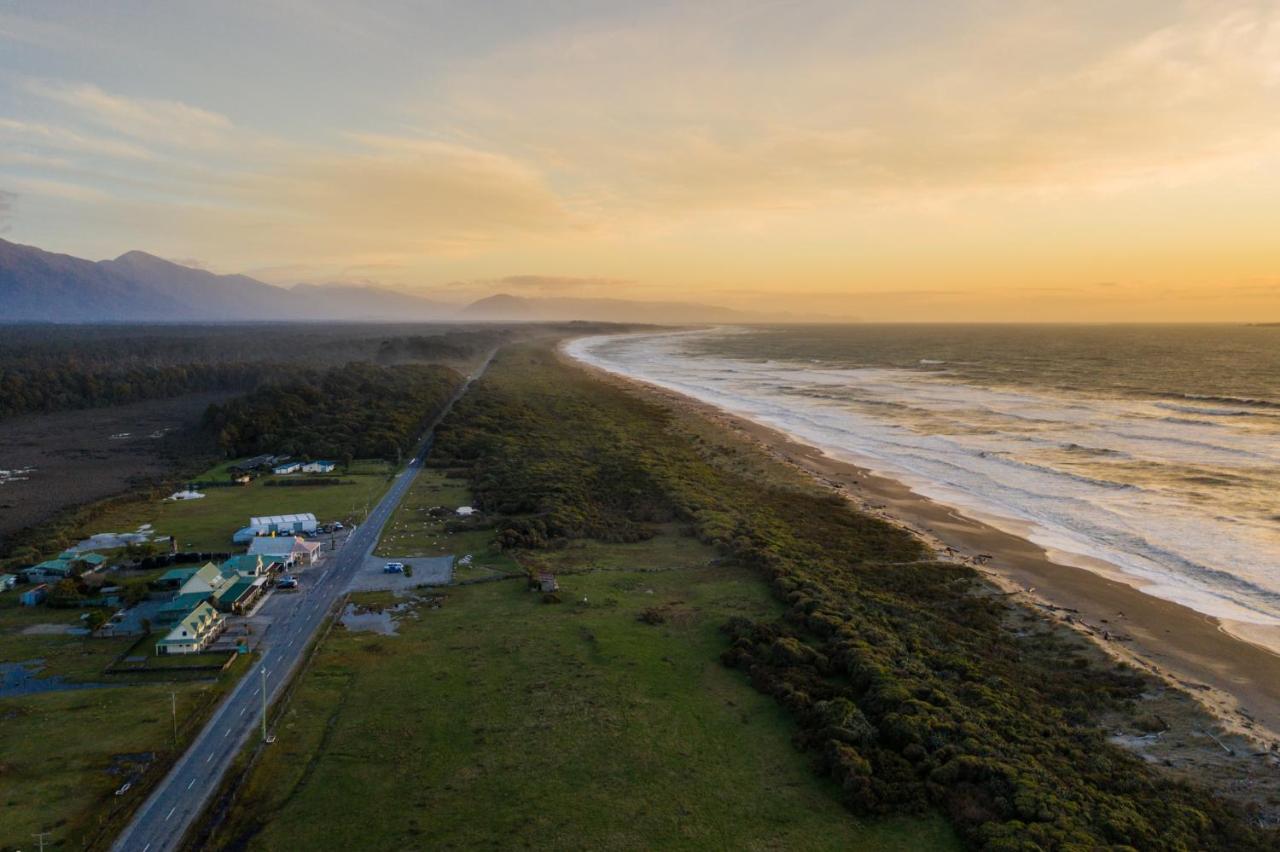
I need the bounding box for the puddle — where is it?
[340,602,405,635]
[0,660,110,698]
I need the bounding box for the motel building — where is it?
[155,601,225,655]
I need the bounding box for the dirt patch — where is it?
[0,391,229,550]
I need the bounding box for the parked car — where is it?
[332,522,345,531]
[276,575,299,590]
[383,562,405,574]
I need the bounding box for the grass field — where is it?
[207,528,959,850]
[82,459,397,553]
[0,637,252,850]
[374,468,520,578]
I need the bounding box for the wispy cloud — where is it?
[25,80,234,148]
[0,117,154,160]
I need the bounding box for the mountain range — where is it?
[0,238,756,324]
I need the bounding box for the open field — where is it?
[374,468,520,577]
[0,597,254,850]
[206,533,960,850]
[0,392,230,554]
[83,459,396,553]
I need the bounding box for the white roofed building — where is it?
[232,512,318,543]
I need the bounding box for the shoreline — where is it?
[561,341,1280,746]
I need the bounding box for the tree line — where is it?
[430,342,1272,851]
[0,325,506,420]
[204,362,463,463]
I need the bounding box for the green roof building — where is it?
[155,591,213,626]
[213,575,267,613]
[155,602,225,655]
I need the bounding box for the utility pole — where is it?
[260,666,268,742]
[33,831,51,852]
[171,691,178,748]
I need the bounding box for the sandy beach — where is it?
[565,346,1280,747]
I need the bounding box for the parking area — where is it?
[346,555,453,593]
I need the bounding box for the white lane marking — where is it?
[240,706,247,717]
[224,727,231,738]
[166,806,176,821]
[143,844,151,852]
[188,777,196,790]
[206,753,213,763]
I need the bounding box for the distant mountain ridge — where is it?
[459,293,756,324]
[0,238,756,324]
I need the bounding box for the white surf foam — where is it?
[566,330,1280,631]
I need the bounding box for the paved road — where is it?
[110,353,494,852]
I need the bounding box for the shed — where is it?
[0,573,17,591]
[301,460,336,473]
[233,513,317,543]
[272,461,302,475]
[20,584,48,606]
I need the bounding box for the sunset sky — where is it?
[2,1,1278,321]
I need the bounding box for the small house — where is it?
[220,554,275,577]
[272,461,302,475]
[536,572,559,593]
[153,566,200,591]
[74,553,107,570]
[28,558,75,581]
[247,536,320,568]
[20,584,48,606]
[0,573,17,591]
[301,460,336,474]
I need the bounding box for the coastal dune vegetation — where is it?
[426,342,1272,850]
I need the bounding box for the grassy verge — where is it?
[203,532,959,850]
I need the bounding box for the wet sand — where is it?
[567,349,1280,745]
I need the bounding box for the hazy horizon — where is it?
[2,1,1279,321]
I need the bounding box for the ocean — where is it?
[566,325,1280,634]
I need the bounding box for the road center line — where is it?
[166,807,175,821]
[187,778,195,790]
